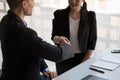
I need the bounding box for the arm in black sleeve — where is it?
[20,27,74,62]
[87,11,97,50]
[39,59,48,72]
[51,10,61,40]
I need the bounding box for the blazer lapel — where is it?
[78,8,88,34]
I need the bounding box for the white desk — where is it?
[53,48,120,80]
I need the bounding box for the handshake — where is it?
[53,36,71,46]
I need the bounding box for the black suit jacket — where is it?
[52,7,97,53]
[39,59,48,72]
[0,10,74,80]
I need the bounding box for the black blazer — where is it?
[0,10,74,80]
[52,7,97,53]
[39,59,48,72]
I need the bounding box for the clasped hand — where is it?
[53,36,71,46]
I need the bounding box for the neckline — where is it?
[69,16,80,21]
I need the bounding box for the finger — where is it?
[60,36,69,42]
[50,73,54,79]
[50,72,57,79]
[53,73,57,78]
[63,38,69,43]
[44,72,49,77]
[60,39,67,45]
[65,39,69,42]
[64,37,69,42]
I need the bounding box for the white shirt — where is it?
[69,16,81,53]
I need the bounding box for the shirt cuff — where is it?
[43,67,49,72]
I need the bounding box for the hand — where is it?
[59,36,70,46]
[53,36,61,44]
[43,71,57,79]
[53,36,70,45]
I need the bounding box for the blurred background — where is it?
[0,0,120,72]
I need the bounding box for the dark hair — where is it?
[83,1,87,10]
[6,0,24,10]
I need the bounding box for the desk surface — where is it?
[53,48,120,80]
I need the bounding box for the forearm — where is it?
[82,50,93,62]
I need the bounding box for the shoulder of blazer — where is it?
[88,11,96,17]
[88,11,96,22]
[80,8,89,21]
[54,7,70,17]
[88,11,96,19]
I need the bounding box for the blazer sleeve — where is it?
[19,27,74,62]
[51,10,61,40]
[87,11,97,50]
[39,59,48,72]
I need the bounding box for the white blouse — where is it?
[69,16,81,53]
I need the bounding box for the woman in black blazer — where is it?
[52,0,97,75]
